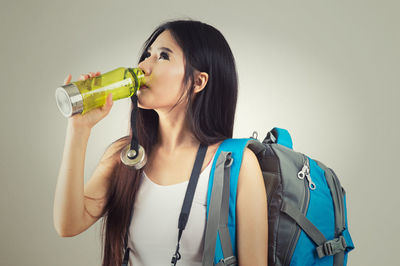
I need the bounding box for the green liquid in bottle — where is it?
[72,67,145,115]
[56,67,145,117]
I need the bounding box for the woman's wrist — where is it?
[66,120,92,137]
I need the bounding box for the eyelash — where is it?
[143,51,169,60]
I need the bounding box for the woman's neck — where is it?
[155,105,198,154]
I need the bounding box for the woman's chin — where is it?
[136,100,151,110]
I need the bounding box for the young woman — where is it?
[54,19,268,266]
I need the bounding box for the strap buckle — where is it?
[316,235,347,258]
[170,252,181,266]
[218,255,237,266]
[224,153,233,168]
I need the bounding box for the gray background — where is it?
[1,0,398,265]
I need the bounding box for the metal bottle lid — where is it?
[120,144,147,170]
[55,83,83,117]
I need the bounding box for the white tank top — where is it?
[128,152,216,266]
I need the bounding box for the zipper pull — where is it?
[306,172,316,190]
[297,164,308,180]
[298,156,317,190]
[305,157,316,190]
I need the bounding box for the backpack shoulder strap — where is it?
[206,137,252,217]
[204,137,260,265]
[203,131,291,265]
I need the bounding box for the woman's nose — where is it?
[138,59,151,76]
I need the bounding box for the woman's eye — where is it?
[143,51,169,60]
[159,52,169,60]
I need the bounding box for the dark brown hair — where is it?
[98,18,238,266]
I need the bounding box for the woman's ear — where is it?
[193,71,209,94]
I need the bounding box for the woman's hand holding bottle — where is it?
[63,71,114,131]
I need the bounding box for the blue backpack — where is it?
[201,127,355,266]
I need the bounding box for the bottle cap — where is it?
[55,84,83,117]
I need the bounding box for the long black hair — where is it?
[97,19,238,266]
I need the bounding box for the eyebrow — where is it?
[147,46,174,53]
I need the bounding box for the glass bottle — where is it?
[55,67,145,117]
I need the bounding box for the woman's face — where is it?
[137,30,188,112]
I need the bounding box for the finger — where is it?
[103,93,113,110]
[64,74,72,85]
[107,93,113,106]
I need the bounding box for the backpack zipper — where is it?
[283,155,311,265]
[297,156,316,190]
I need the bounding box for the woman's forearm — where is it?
[53,122,91,237]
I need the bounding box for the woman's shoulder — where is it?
[241,147,260,169]
[237,147,264,190]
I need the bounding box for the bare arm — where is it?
[53,124,129,237]
[236,147,268,265]
[53,123,92,237]
[53,71,116,237]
